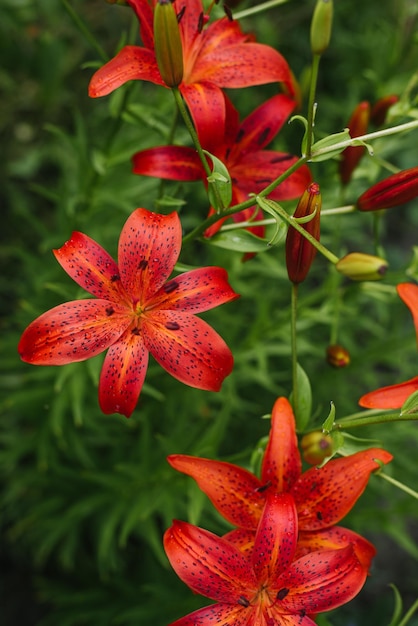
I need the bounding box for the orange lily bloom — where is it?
[168,396,392,569]
[164,492,368,625]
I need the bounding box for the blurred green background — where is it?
[1,0,417,624]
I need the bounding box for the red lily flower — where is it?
[168,396,392,568]
[359,375,418,409]
[397,282,418,347]
[89,0,294,150]
[132,94,312,238]
[164,492,368,625]
[18,209,238,417]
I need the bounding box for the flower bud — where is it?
[154,0,184,88]
[301,431,334,465]
[326,344,350,368]
[310,0,333,55]
[370,94,399,127]
[357,167,418,212]
[339,101,370,186]
[286,182,321,284]
[336,252,388,281]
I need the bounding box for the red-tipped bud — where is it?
[326,344,351,368]
[286,182,321,284]
[357,167,418,212]
[339,101,370,186]
[301,431,334,465]
[336,252,388,281]
[154,0,184,88]
[370,94,399,127]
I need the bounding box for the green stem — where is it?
[334,412,418,430]
[291,283,299,418]
[377,473,418,501]
[171,88,211,177]
[61,0,108,63]
[311,119,418,160]
[306,54,321,159]
[234,0,290,20]
[398,598,418,626]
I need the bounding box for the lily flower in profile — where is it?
[168,396,392,568]
[89,0,295,149]
[164,492,368,625]
[132,94,311,238]
[18,209,238,417]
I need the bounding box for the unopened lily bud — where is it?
[154,0,184,88]
[357,167,418,212]
[339,101,370,186]
[301,431,334,465]
[326,344,350,368]
[286,182,321,284]
[336,252,388,281]
[371,94,399,127]
[310,0,333,55]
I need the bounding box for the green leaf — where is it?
[207,229,269,253]
[322,401,336,433]
[387,584,403,626]
[310,128,351,161]
[203,150,232,211]
[289,114,311,156]
[401,390,418,415]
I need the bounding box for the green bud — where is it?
[336,252,388,281]
[154,0,184,88]
[310,0,333,55]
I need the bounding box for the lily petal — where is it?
[98,328,149,417]
[53,231,127,302]
[252,493,298,586]
[196,43,293,93]
[291,448,393,530]
[397,282,418,346]
[89,46,164,98]
[222,528,256,556]
[167,603,252,626]
[275,545,367,614]
[150,267,239,313]
[118,209,181,303]
[132,146,203,181]
[233,153,310,198]
[181,82,226,152]
[261,397,302,494]
[167,455,265,529]
[142,310,234,391]
[229,94,296,158]
[164,519,257,602]
[359,375,418,409]
[296,526,376,572]
[127,0,154,49]
[18,300,130,365]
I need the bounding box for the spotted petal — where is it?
[252,493,298,586]
[181,81,226,152]
[295,526,376,572]
[397,282,418,347]
[18,300,130,366]
[118,209,181,303]
[150,267,239,313]
[233,152,311,198]
[167,604,253,626]
[98,328,149,417]
[261,397,302,494]
[274,545,367,614]
[291,448,393,530]
[127,0,154,49]
[142,310,234,391]
[89,46,164,98]
[167,455,265,529]
[359,376,418,409]
[53,231,128,302]
[132,146,203,181]
[164,519,257,603]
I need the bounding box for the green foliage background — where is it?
[1,0,417,624]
